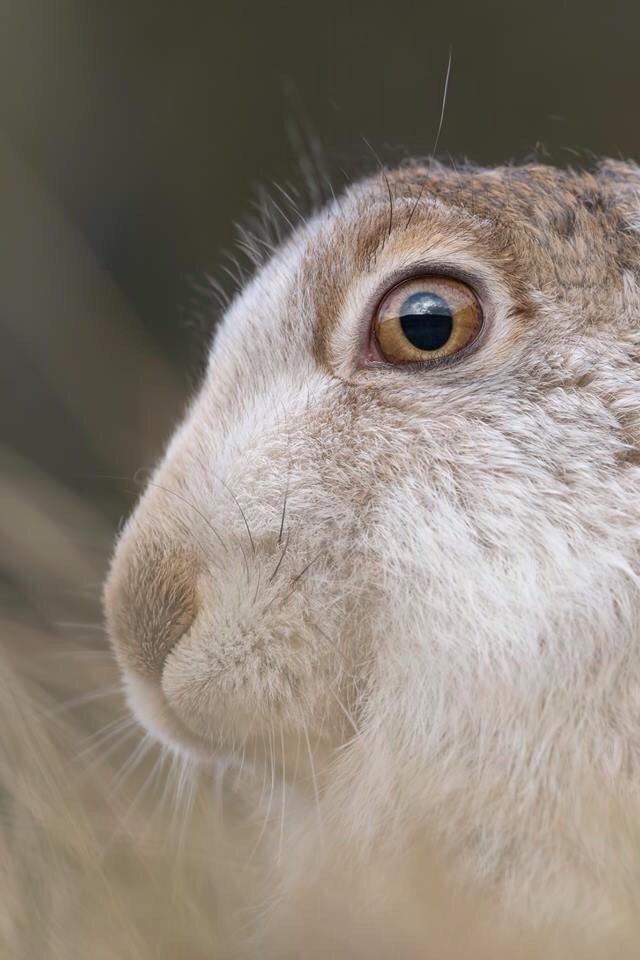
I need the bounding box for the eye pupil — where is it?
[399,291,453,351]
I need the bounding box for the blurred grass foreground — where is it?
[0,139,258,960]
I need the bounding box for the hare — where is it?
[104,159,640,958]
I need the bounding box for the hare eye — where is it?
[372,275,483,365]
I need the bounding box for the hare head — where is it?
[104,159,640,947]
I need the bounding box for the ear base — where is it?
[597,157,640,199]
[598,156,640,178]
[595,158,640,239]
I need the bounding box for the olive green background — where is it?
[0,8,638,953]
[1,0,638,515]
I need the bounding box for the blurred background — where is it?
[1,2,640,957]
[2,0,640,508]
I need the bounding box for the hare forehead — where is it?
[189,161,640,485]
[220,162,638,372]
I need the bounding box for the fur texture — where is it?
[105,159,640,957]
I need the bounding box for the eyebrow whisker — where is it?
[432,45,453,157]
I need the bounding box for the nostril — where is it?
[105,538,198,679]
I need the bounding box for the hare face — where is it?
[104,160,640,926]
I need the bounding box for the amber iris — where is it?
[373,275,483,364]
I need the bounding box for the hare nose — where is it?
[105,538,198,679]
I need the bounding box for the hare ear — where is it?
[597,158,640,217]
[597,157,640,183]
[597,160,640,309]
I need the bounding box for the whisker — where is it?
[170,754,194,840]
[432,46,453,157]
[75,714,135,757]
[267,191,296,233]
[272,181,304,221]
[172,755,200,864]
[328,684,361,739]
[405,181,426,229]
[174,515,223,573]
[249,725,276,862]
[116,748,167,838]
[278,475,290,547]
[232,529,251,586]
[86,724,141,770]
[361,135,394,240]
[213,757,227,827]
[255,732,269,812]
[217,476,256,556]
[47,649,115,661]
[289,552,322,587]
[49,684,123,715]
[71,721,140,781]
[292,728,302,792]
[277,723,286,865]
[268,532,290,584]
[272,553,324,613]
[406,49,454,230]
[53,621,107,633]
[308,618,350,668]
[252,569,262,604]
[138,749,170,845]
[107,733,155,797]
[262,551,323,616]
[301,716,323,843]
[234,741,248,789]
[157,751,180,822]
[136,473,229,556]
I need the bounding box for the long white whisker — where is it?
[47,649,115,660]
[172,756,200,869]
[157,748,178,816]
[292,727,302,792]
[233,741,247,790]
[249,725,276,862]
[117,748,166,837]
[74,715,136,762]
[138,749,170,846]
[171,754,196,850]
[277,723,286,865]
[255,731,269,812]
[50,684,123,715]
[53,621,107,633]
[107,733,155,798]
[328,684,361,739]
[301,716,324,846]
[75,724,140,779]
